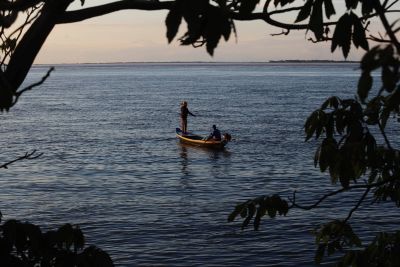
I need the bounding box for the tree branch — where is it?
[378,120,393,150]
[271,29,290,36]
[373,0,400,53]
[290,187,349,210]
[0,150,43,169]
[229,10,378,31]
[11,67,54,107]
[0,0,42,11]
[290,176,398,210]
[343,187,371,223]
[368,35,392,43]
[4,0,71,91]
[385,0,399,10]
[57,0,174,24]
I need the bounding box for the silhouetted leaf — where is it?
[326,113,335,137]
[295,0,313,23]
[228,205,241,222]
[254,204,267,230]
[305,110,318,141]
[329,158,340,184]
[240,206,248,218]
[15,224,28,253]
[274,0,296,7]
[362,0,374,15]
[23,223,42,255]
[360,46,381,71]
[318,137,338,172]
[267,208,277,218]
[166,3,183,43]
[3,219,18,244]
[345,0,358,9]
[309,0,324,40]
[0,12,18,28]
[365,96,383,125]
[382,66,397,92]
[73,227,85,251]
[384,89,400,119]
[1,38,17,52]
[352,14,369,51]
[179,0,208,46]
[315,244,326,264]
[339,163,351,188]
[381,45,396,66]
[323,0,335,19]
[331,13,352,58]
[315,116,325,139]
[321,96,340,110]
[242,204,255,229]
[221,18,232,41]
[357,71,372,102]
[315,145,321,167]
[57,224,74,250]
[78,246,114,267]
[205,6,224,56]
[239,0,260,14]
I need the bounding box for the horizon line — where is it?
[33,59,360,66]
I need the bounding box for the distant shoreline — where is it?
[33,60,359,66]
[268,60,359,63]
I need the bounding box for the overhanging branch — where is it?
[57,0,174,24]
[290,176,398,211]
[0,0,42,11]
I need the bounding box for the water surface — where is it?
[1,63,398,266]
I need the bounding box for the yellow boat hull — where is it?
[176,128,227,149]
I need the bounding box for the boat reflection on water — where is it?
[178,141,232,178]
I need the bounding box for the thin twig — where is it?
[385,0,399,10]
[11,67,54,107]
[368,35,392,43]
[378,120,393,150]
[271,29,290,36]
[289,188,348,210]
[0,150,43,169]
[343,187,371,223]
[373,0,400,53]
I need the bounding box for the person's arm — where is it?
[189,110,195,116]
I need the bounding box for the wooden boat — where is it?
[176,128,229,149]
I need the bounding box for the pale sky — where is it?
[35,1,372,64]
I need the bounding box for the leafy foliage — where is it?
[294,0,370,57]
[165,0,233,56]
[228,195,289,230]
[338,231,400,267]
[0,217,113,266]
[238,0,260,14]
[227,0,400,264]
[313,220,362,264]
[305,97,378,188]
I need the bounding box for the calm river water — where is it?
[1,63,398,266]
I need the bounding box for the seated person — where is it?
[208,125,221,141]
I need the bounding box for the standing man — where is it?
[180,101,195,134]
